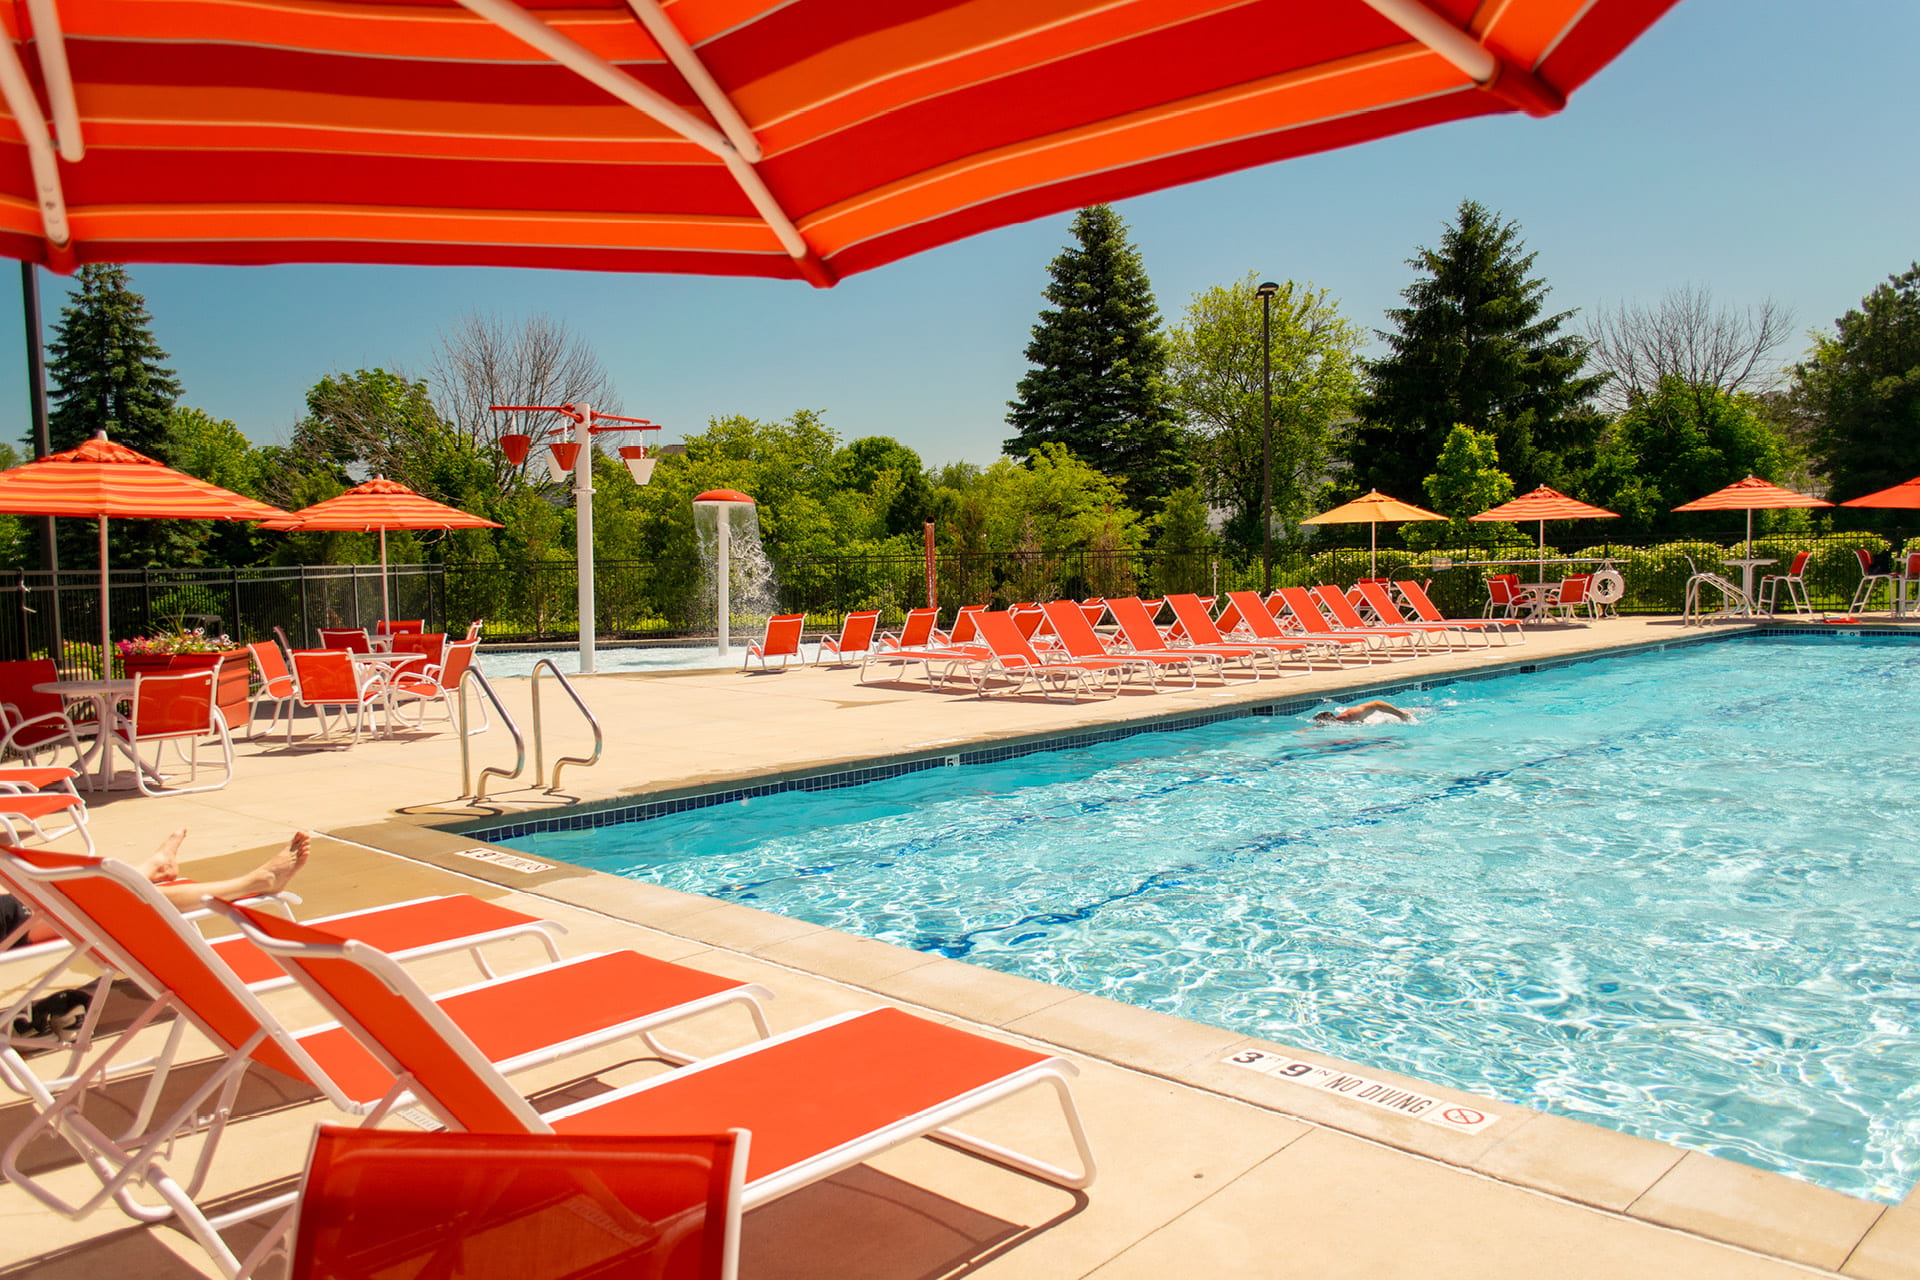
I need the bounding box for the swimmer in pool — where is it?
[1311,700,1413,725]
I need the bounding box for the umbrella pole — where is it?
[97,516,109,678]
[378,528,390,623]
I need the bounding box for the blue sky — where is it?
[3,0,1915,470]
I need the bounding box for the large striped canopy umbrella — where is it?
[1674,475,1831,561]
[1470,485,1618,575]
[1838,476,1920,510]
[0,433,289,669]
[263,477,502,620]
[0,1,1678,281]
[1302,490,1445,576]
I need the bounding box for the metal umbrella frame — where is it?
[1301,490,1446,577]
[262,477,502,622]
[0,433,289,672]
[0,2,1675,281]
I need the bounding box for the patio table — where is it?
[349,651,428,737]
[1721,557,1776,604]
[35,678,151,791]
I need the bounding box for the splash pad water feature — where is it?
[692,490,775,661]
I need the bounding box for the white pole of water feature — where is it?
[694,490,756,662]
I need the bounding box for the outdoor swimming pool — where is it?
[502,636,1920,1202]
[476,645,727,678]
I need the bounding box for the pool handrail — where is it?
[457,668,525,800]
[530,659,602,792]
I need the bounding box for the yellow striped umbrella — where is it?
[0,433,289,669]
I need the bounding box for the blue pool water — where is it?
[504,637,1920,1202]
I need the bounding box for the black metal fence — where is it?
[7,528,1911,667]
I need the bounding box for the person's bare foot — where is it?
[237,831,310,898]
[140,829,188,884]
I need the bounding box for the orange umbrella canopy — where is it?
[1673,475,1831,514]
[0,433,289,670]
[0,1,1677,281]
[262,477,502,532]
[0,434,286,521]
[1839,477,1920,509]
[1302,489,1445,575]
[1469,486,1619,523]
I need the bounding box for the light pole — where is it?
[1256,280,1278,591]
[490,403,661,674]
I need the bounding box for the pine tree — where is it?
[42,263,192,567]
[1005,205,1189,512]
[1350,200,1605,499]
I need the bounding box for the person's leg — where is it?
[153,831,309,908]
[137,828,189,884]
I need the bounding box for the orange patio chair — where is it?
[246,641,296,740]
[115,669,234,796]
[1547,574,1596,622]
[0,845,773,1280]
[288,650,383,746]
[316,627,371,654]
[387,630,446,672]
[742,614,805,672]
[386,638,484,731]
[373,619,424,636]
[814,610,880,667]
[282,1126,745,1280]
[0,659,93,769]
[1394,579,1524,645]
[218,901,1095,1280]
[1484,573,1526,619]
[1758,551,1814,616]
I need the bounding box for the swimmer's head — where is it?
[1311,710,1339,723]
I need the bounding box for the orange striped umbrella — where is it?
[1838,476,1920,509]
[0,433,289,670]
[1469,485,1618,574]
[263,478,501,619]
[0,2,1676,281]
[1674,475,1830,560]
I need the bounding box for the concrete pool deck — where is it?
[4,615,1918,1278]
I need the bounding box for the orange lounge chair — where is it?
[0,790,92,853]
[815,610,880,667]
[878,607,940,651]
[1105,597,1266,682]
[1349,582,1471,650]
[1039,600,1191,689]
[219,902,1096,1280]
[743,613,806,672]
[935,604,986,647]
[0,846,772,1280]
[1310,586,1432,653]
[282,1126,746,1280]
[971,610,1138,701]
[1165,592,1328,673]
[1265,589,1400,662]
[1394,579,1523,645]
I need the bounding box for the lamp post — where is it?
[1255,280,1278,591]
[490,403,661,675]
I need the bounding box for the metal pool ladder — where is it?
[456,660,603,800]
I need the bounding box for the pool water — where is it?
[477,646,726,678]
[505,637,1920,1202]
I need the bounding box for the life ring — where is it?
[1590,569,1626,605]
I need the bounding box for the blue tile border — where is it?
[447,625,1918,844]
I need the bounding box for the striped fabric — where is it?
[1469,485,1619,523]
[264,477,502,532]
[0,0,1679,284]
[0,435,288,519]
[1674,475,1832,512]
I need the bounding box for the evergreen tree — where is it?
[44,264,182,457]
[1350,200,1605,498]
[1795,263,1920,511]
[41,264,193,567]
[1005,205,1189,512]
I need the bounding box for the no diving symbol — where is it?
[1442,1107,1484,1126]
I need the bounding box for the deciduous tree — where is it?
[1585,285,1792,414]
[1005,205,1188,512]
[1166,273,1360,550]
[1351,200,1605,498]
[1794,263,1920,510]
[1407,425,1514,550]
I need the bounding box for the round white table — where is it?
[348,651,429,736]
[34,678,146,791]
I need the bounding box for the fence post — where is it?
[298,564,310,646]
